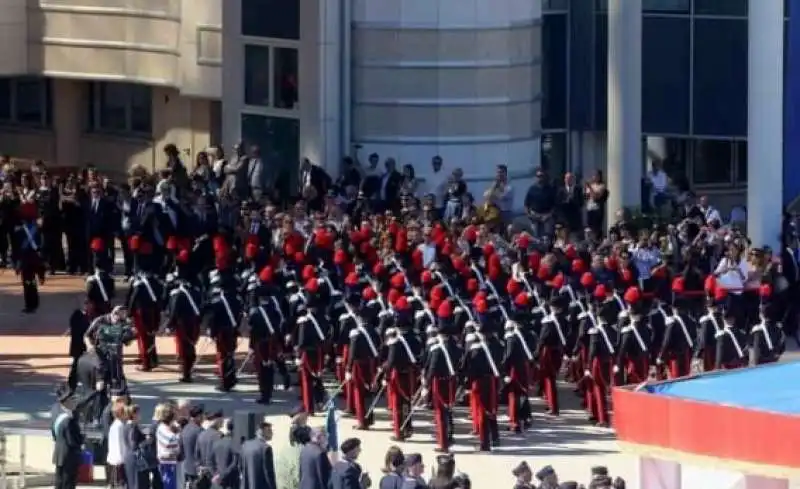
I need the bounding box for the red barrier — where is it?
[612,386,800,469]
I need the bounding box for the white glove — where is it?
[583,370,592,378]
[344,371,353,382]
[335,356,343,364]
[294,357,303,366]
[420,388,430,398]
[656,358,664,366]
[563,354,570,361]
[381,379,388,387]
[95,381,105,391]
[503,376,512,384]
[612,365,620,374]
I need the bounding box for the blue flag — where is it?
[325,401,338,452]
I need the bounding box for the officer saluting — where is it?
[12,201,44,313]
[85,238,115,319]
[422,300,462,453]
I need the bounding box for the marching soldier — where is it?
[614,287,652,385]
[463,319,503,452]
[714,304,748,370]
[537,291,570,415]
[248,266,284,404]
[379,293,422,441]
[696,286,727,371]
[12,202,44,313]
[295,278,328,414]
[167,249,202,382]
[502,295,535,432]
[345,291,383,429]
[205,253,242,391]
[749,284,786,366]
[656,278,697,379]
[582,285,618,427]
[127,236,163,370]
[422,300,462,453]
[85,238,115,319]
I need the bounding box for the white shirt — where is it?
[424,171,448,207]
[418,243,436,268]
[714,257,747,294]
[156,422,180,461]
[106,419,126,465]
[701,206,722,224]
[649,170,668,193]
[493,183,514,212]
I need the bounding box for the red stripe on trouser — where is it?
[352,360,375,426]
[668,351,691,379]
[432,377,456,450]
[586,357,609,425]
[132,309,148,367]
[473,376,497,448]
[538,347,561,413]
[389,370,413,438]
[300,350,323,414]
[625,356,649,384]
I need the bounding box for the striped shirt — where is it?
[156,422,180,461]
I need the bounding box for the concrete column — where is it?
[748,0,784,249]
[53,79,82,168]
[606,0,642,219]
[220,0,243,149]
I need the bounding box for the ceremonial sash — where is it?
[476,334,500,377]
[180,285,200,316]
[668,314,693,348]
[544,314,567,346]
[135,275,157,302]
[270,296,284,324]
[89,273,109,302]
[431,338,456,376]
[257,306,275,335]
[219,293,237,328]
[750,321,774,351]
[716,323,745,358]
[395,334,417,363]
[345,304,378,357]
[471,264,486,288]
[22,224,38,251]
[621,321,647,352]
[580,311,615,354]
[305,314,325,341]
[700,311,722,334]
[514,328,534,360]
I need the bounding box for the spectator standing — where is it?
[164,144,189,197]
[524,168,557,238]
[378,446,405,489]
[378,158,403,213]
[223,142,251,202]
[299,428,332,489]
[299,158,333,212]
[443,168,467,222]
[556,172,584,235]
[584,170,608,237]
[401,453,428,489]
[647,160,670,216]
[52,389,83,489]
[483,165,514,223]
[429,454,456,489]
[331,437,371,489]
[247,145,267,202]
[240,417,277,489]
[154,404,180,489]
[179,406,204,488]
[423,156,448,211]
[534,465,559,489]
[211,419,240,489]
[511,461,533,489]
[106,401,128,489]
[698,195,722,225]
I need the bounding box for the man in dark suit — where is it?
[239,417,277,489]
[211,419,240,489]
[196,410,224,485]
[331,438,370,489]
[299,158,332,212]
[378,158,403,213]
[52,387,84,489]
[299,428,332,489]
[556,172,584,235]
[67,304,89,390]
[180,405,205,487]
[86,183,113,269]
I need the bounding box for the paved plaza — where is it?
[0,273,637,487]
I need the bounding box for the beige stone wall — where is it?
[0,79,212,179]
[0,0,222,98]
[352,23,542,144]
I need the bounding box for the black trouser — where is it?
[43,225,66,272]
[67,356,80,391]
[0,224,11,262]
[119,233,133,275]
[55,464,78,489]
[66,229,87,274]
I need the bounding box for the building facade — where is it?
[0,0,222,177]
[0,0,794,243]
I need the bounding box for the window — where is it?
[693,0,747,16]
[241,113,300,190]
[735,140,747,184]
[692,139,733,185]
[543,0,569,12]
[642,17,690,134]
[540,132,568,176]
[88,82,152,135]
[244,45,271,107]
[646,137,689,188]
[692,19,747,137]
[542,13,567,129]
[0,77,51,127]
[242,0,300,40]
[596,0,689,13]
[273,48,298,109]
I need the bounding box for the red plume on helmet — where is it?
[622,268,633,283]
[387,289,401,306]
[176,249,190,264]
[245,242,259,260]
[528,252,541,270]
[395,296,410,311]
[594,284,607,299]
[259,266,274,283]
[90,238,104,253]
[672,277,685,293]
[580,272,595,289]
[421,270,433,284]
[759,283,773,298]
[345,272,359,287]
[704,276,716,295]
[436,300,453,319]
[714,287,728,302]
[514,292,531,308]
[129,235,141,252]
[623,286,641,304]
[475,299,488,314]
[390,273,405,290]
[305,278,319,293]
[362,286,377,301]
[550,273,565,290]
[571,259,586,274]
[506,279,522,296]
[212,235,227,253]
